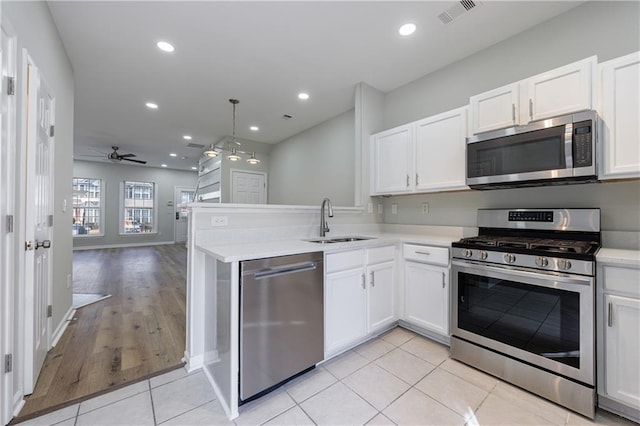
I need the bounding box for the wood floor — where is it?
[16,244,187,421]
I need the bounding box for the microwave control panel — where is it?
[572,120,593,167]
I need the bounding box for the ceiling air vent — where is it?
[438,0,481,24]
[180,140,205,149]
[282,114,293,120]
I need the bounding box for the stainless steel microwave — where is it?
[466,110,598,189]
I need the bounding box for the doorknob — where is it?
[35,240,51,249]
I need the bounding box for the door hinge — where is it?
[7,77,15,96]
[47,305,53,318]
[48,214,54,227]
[4,354,12,373]
[49,125,55,137]
[6,215,14,233]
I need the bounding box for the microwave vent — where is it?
[438,0,481,24]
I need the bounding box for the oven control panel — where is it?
[508,210,553,222]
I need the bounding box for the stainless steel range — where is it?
[450,208,600,419]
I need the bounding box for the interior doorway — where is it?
[230,170,267,204]
[174,186,194,244]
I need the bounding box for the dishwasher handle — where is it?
[252,261,319,280]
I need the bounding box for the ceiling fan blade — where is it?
[122,158,147,164]
[119,153,136,158]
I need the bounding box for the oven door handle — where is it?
[451,259,593,287]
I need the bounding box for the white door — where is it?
[23,57,54,394]
[371,124,413,195]
[174,186,194,243]
[367,261,395,331]
[405,262,449,337]
[230,170,266,204]
[469,82,520,134]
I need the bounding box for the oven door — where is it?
[451,260,594,386]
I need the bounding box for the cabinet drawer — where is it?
[367,245,395,265]
[326,249,365,273]
[403,244,449,266]
[601,265,640,297]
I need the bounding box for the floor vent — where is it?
[438,0,481,24]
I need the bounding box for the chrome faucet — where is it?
[320,198,334,237]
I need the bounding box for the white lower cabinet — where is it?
[402,244,450,342]
[597,256,640,423]
[324,246,396,357]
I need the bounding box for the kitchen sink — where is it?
[306,236,374,244]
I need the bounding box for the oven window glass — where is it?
[457,272,580,368]
[468,125,566,178]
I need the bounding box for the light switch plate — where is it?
[391,204,398,214]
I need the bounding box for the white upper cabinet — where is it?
[470,83,519,134]
[598,51,640,180]
[414,107,469,192]
[371,106,468,196]
[371,124,413,194]
[469,56,596,134]
[525,56,595,122]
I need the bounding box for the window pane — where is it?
[123,181,154,233]
[72,177,102,236]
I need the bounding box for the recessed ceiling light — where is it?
[169,153,177,157]
[298,92,309,100]
[191,166,198,170]
[398,23,417,36]
[250,126,259,131]
[157,41,175,52]
[146,102,158,109]
[161,164,168,167]
[183,135,192,140]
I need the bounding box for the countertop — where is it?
[597,248,640,267]
[196,232,460,262]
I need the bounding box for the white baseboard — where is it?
[51,307,76,348]
[73,240,176,251]
[183,351,204,372]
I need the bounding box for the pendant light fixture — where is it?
[246,152,260,164]
[227,99,242,161]
[203,144,219,157]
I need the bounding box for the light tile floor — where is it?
[17,328,637,426]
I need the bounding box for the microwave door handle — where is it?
[564,122,573,170]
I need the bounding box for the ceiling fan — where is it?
[102,146,147,164]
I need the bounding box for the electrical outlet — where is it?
[377,204,383,214]
[391,204,398,214]
[367,203,373,213]
[211,216,229,227]
[422,202,429,214]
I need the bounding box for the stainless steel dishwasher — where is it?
[240,252,324,403]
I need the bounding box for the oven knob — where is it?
[558,259,572,270]
[463,249,473,258]
[478,250,488,260]
[535,256,549,268]
[503,253,516,264]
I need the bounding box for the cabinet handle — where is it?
[370,271,375,287]
[361,274,366,290]
[415,173,419,186]
[442,272,446,288]
[406,174,410,187]
[529,98,533,119]
[512,104,516,122]
[608,302,613,327]
[415,251,430,256]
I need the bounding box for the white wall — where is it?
[376,1,640,244]
[3,0,75,354]
[268,109,355,206]
[73,160,197,248]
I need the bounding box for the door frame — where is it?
[229,169,267,204]
[1,18,18,426]
[173,186,194,243]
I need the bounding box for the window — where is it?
[72,177,103,236]
[121,180,156,234]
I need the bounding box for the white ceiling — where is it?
[48,1,583,171]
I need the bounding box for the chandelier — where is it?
[202,99,260,165]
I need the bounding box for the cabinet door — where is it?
[404,262,449,337]
[415,107,469,192]
[599,52,640,180]
[367,261,395,332]
[470,83,519,134]
[325,268,367,355]
[525,56,595,122]
[604,294,640,408]
[371,125,413,195]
